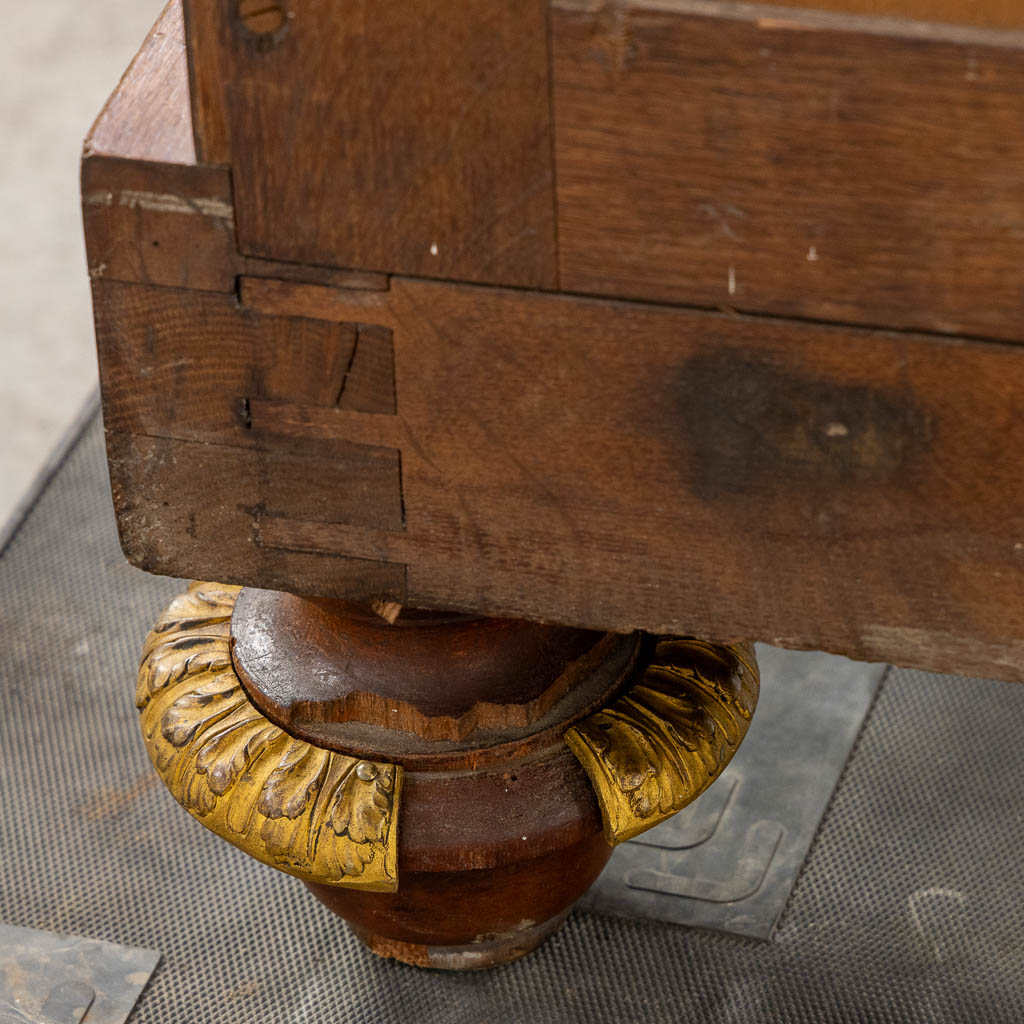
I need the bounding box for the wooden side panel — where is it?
[553,1,1024,340]
[108,432,407,599]
[85,0,194,164]
[103,275,1024,683]
[81,155,392,294]
[94,280,405,597]
[81,0,238,293]
[186,0,557,289]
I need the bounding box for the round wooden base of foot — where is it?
[345,911,572,970]
[137,583,759,970]
[305,830,611,969]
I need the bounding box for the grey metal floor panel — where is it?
[582,645,886,939]
[1,415,1022,1023]
[0,923,158,1024]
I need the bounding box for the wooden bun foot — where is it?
[344,912,574,971]
[308,834,611,969]
[136,583,759,969]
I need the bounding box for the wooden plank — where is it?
[337,325,398,415]
[756,0,1024,30]
[93,279,399,446]
[240,277,397,326]
[186,0,557,288]
[81,157,391,294]
[247,402,406,451]
[93,281,405,585]
[85,0,194,164]
[99,275,1024,683]
[107,433,407,600]
[82,156,237,292]
[81,0,395,294]
[552,0,1024,341]
[181,0,231,164]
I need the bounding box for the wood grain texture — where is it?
[188,0,557,288]
[86,0,1024,683]
[757,0,1024,30]
[82,0,232,293]
[93,279,406,597]
[182,0,231,164]
[82,0,396,294]
[85,0,194,164]
[231,589,619,749]
[108,430,409,600]
[82,151,391,299]
[82,154,392,294]
[81,152,395,292]
[97,275,1024,683]
[552,0,1024,340]
[82,156,237,291]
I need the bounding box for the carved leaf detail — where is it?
[137,637,234,708]
[141,587,236,654]
[257,741,330,820]
[194,710,280,797]
[319,835,377,880]
[136,583,401,891]
[159,673,244,749]
[183,762,219,816]
[566,638,759,845]
[328,763,394,844]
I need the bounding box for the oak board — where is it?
[95,275,1024,682]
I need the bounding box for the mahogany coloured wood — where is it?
[308,833,612,966]
[230,587,610,744]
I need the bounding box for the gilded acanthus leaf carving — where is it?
[565,637,759,845]
[136,581,402,892]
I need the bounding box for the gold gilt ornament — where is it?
[566,637,759,845]
[135,582,402,892]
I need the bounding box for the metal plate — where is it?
[0,925,158,1024]
[580,645,886,939]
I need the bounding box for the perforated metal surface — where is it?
[0,924,158,1023]
[2,416,1023,1022]
[582,645,885,939]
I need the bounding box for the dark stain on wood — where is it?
[676,349,934,500]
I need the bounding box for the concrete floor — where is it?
[0,1,162,530]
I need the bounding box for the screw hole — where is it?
[237,0,288,36]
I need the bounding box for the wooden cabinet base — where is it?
[135,582,758,968]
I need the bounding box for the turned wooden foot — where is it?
[135,582,759,968]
